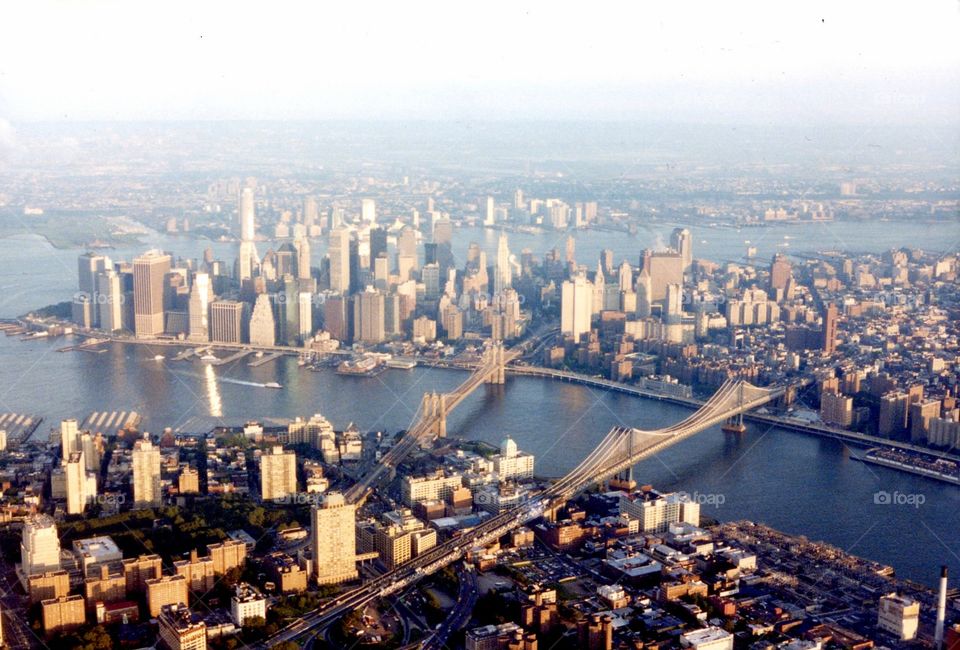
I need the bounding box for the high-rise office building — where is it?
[495,233,512,297]
[640,249,684,303]
[369,227,388,270]
[484,196,495,226]
[260,446,297,502]
[95,268,123,332]
[354,289,385,344]
[21,515,61,577]
[237,187,259,282]
[328,227,351,294]
[187,273,211,342]
[132,438,162,508]
[670,228,693,275]
[133,251,171,337]
[60,418,80,458]
[249,293,276,347]
[561,276,593,341]
[361,198,376,224]
[295,236,311,280]
[311,492,358,584]
[298,291,313,341]
[210,301,245,343]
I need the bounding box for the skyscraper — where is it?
[260,446,297,501]
[210,301,245,344]
[60,418,80,458]
[298,292,313,341]
[249,294,276,347]
[21,515,61,576]
[361,198,376,224]
[311,492,358,585]
[484,196,495,226]
[187,273,211,342]
[294,236,311,280]
[132,438,162,508]
[96,268,123,332]
[822,303,838,355]
[237,187,260,282]
[354,289,385,344]
[561,276,593,342]
[77,253,109,328]
[670,227,693,275]
[328,227,351,294]
[132,251,171,338]
[494,233,512,297]
[63,452,96,516]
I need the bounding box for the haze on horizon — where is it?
[1,0,958,127]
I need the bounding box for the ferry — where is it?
[200,353,218,362]
[263,382,283,389]
[153,355,165,361]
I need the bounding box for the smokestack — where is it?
[935,565,948,650]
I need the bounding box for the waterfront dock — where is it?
[213,349,252,366]
[0,412,43,445]
[248,352,283,367]
[81,410,142,437]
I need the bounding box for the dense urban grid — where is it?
[0,130,958,650]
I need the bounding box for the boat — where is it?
[200,353,218,362]
[263,382,283,389]
[254,351,264,358]
[153,355,165,361]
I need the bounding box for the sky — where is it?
[1,1,958,124]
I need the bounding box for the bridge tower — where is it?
[608,427,637,491]
[421,391,447,438]
[721,381,747,434]
[484,342,506,385]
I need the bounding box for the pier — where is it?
[0,413,43,445]
[212,349,252,366]
[80,410,142,437]
[248,352,283,367]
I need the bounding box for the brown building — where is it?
[822,303,838,355]
[146,575,190,617]
[264,551,308,594]
[207,540,247,575]
[28,570,70,604]
[41,595,86,638]
[174,550,216,593]
[84,563,127,607]
[577,613,613,650]
[178,467,200,494]
[123,554,163,594]
[157,603,207,650]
